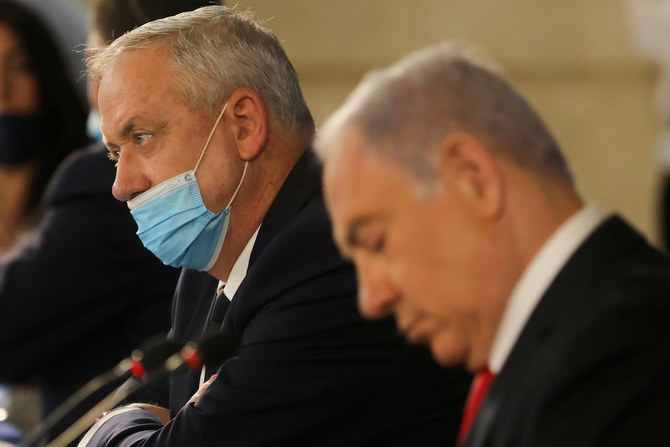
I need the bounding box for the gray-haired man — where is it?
[80,7,470,447]
[317,41,670,446]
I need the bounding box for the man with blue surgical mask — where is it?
[126,101,248,271]
[0,1,218,442]
[81,5,470,447]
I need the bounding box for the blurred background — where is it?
[232,0,663,246]
[34,0,669,242]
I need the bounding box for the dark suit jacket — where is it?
[0,143,180,440]
[465,216,670,447]
[85,150,471,446]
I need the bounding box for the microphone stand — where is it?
[18,336,181,447]
[44,330,238,447]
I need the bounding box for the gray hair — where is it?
[315,41,573,185]
[88,5,314,137]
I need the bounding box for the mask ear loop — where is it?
[226,160,248,208]
[192,101,249,208]
[194,101,229,175]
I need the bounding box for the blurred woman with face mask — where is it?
[0,0,89,252]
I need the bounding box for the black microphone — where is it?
[127,336,184,381]
[45,330,238,447]
[18,336,183,447]
[162,328,239,377]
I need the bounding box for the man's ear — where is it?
[226,88,268,161]
[437,132,504,219]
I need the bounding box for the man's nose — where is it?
[111,150,151,202]
[356,256,400,319]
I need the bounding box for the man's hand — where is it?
[125,374,218,426]
[189,374,217,404]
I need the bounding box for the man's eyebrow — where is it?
[104,115,170,149]
[118,118,140,141]
[102,137,115,150]
[102,117,138,149]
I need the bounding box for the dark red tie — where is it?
[457,367,495,445]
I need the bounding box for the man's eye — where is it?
[107,149,120,162]
[368,236,386,254]
[135,134,152,145]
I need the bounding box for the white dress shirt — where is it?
[487,204,605,374]
[200,226,260,385]
[218,225,260,301]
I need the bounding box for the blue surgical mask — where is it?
[127,102,248,271]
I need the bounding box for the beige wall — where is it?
[237,0,663,245]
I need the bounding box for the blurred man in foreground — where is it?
[316,42,670,446]
[80,7,470,446]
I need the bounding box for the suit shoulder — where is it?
[259,196,343,274]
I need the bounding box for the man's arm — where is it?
[80,212,468,446]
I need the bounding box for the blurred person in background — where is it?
[0,0,219,443]
[0,0,90,252]
[15,0,89,107]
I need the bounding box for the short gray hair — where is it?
[315,41,572,185]
[88,5,314,137]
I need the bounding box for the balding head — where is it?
[317,41,583,371]
[316,42,572,187]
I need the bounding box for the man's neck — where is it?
[208,143,306,281]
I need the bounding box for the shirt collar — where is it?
[488,203,604,373]
[217,225,261,301]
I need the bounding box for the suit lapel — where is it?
[169,157,324,406]
[222,149,323,330]
[249,149,323,266]
[466,216,642,446]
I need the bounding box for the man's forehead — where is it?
[325,132,423,218]
[325,130,392,189]
[100,46,172,94]
[324,133,369,198]
[98,49,176,128]
[325,134,392,224]
[98,93,160,133]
